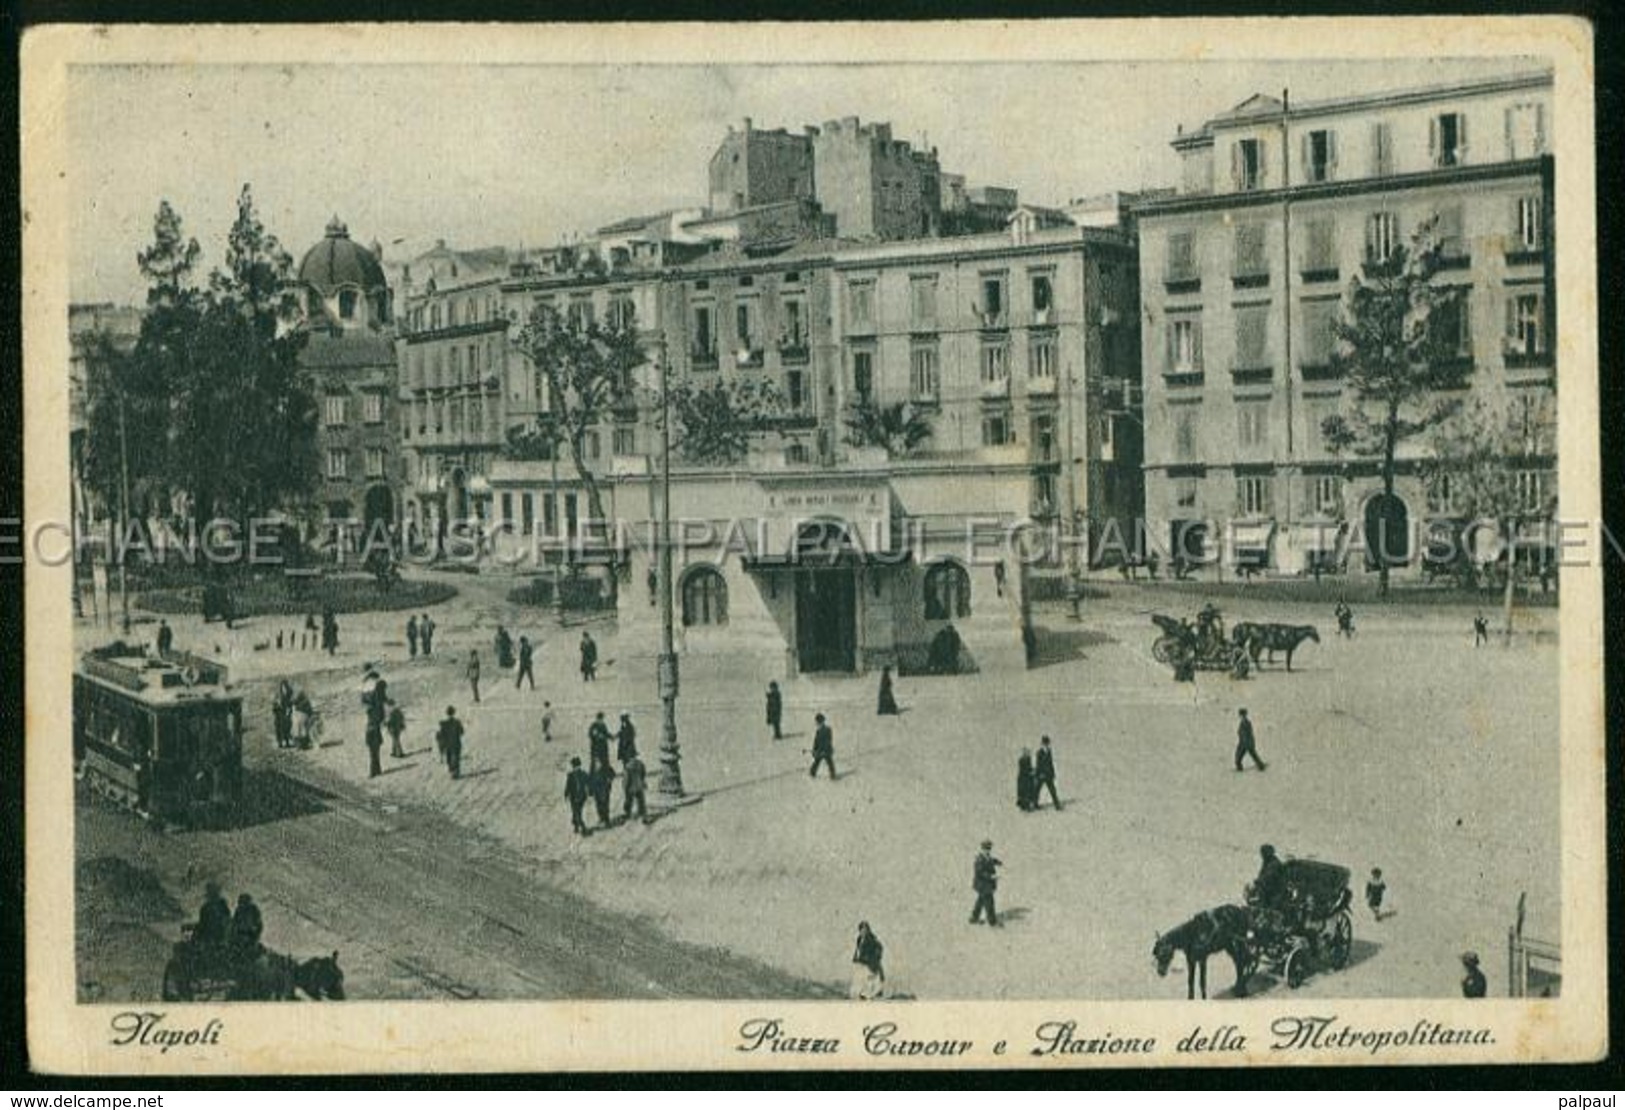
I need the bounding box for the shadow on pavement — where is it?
[232,767,335,828]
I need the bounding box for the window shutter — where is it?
[1192,320,1204,369]
[1428,116,1439,165]
[1165,324,1176,373]
[1457,112,1469,160]
[1300,132,1312,180]
[1504,293,1518,345]
[1504,106,1515,159]
[1257,139,1267,187]
[1327,130,1339,175]
[1230,142,1243,191]
[1534,104,1546,153]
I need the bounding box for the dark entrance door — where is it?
[1363,493,1411,569]
[795,569,856,673]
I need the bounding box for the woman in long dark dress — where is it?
[877,666,900,715]
[1017,749,1037,811]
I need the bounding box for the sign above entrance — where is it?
[756,475,892,558]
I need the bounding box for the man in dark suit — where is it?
[564,757,591,835]
[195,881,230,948]
[588,712,613,771]
[810,713,836,779]
[589,760,616,827]
[156,619,174,655]
[364,678,388,778]
[765,681,783,740]
[622,755,648,822]
[515,635,536,689]
[1235,708,1266,772]
[438,706,465,779]
[970,840,1003,927]
[616,713,638,764]
[1034,735,1061,810]
[580,631,598,682]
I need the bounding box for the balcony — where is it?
[1031,307,1056,328]
[980,375,1011,399]
[1163,275,1201,296]
[689,348,719,371]
[1231,270,1270,291]
[734,346,765,369]
[1299,362,1344,382]
[1163,370,1205,389]
[1299,267,1340,285]
[1435,250,1472,272]
[1505,246,1544,267]
[976,310,1009,332]
[1230,365,1273,386]
[778,338,810,364]
[1026,373,1057,395]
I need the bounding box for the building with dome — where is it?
[295,216,401,548]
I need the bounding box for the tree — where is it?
[663,378,788,466]
[1424,394,1557,641]
[1320,216,1473,594]
[843,398,934,459]
[510,302,645,545]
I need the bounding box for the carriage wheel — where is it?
[1284,944,1309,989]
[1152,637,1178,665]
[1327,911,1353,970]
[161,960,192,1002]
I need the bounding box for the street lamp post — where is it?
[656,347,684,797]
[549,429,564,620]
[117,391,132,634]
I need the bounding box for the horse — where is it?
[1152,905,1255,1000]
[226,950,345,1001]
[1233,623,1320,671]
[292,952,346,1000]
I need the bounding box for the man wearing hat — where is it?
[970,840,1004,927]
[1460,951,1487,998]
[195,881,231,949]
[1235,708,1266,772]
[810,713,836,780]
[564,757,591,835]
[616,712,639,765]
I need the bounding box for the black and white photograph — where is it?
[20,18,1605,1073]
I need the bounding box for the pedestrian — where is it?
[515,635,536,689]
[589,760,616,827]
[156,619,174,655]
[616,713,638,764]
[1022,621,1038,667]
[1365,867,1387,921]
[273,680,294,749]
[765,680,784,740]
[970,840,1002,927]
[588,711,612,770]
[850,921,886,1000]
[322,607,339,656]
[622,753,648,822]
[420,613,435,657]
[1034,735,1062,810]
[1473,612,1489,646]
[647,566,658,607]
[1016,748,1037,812]
[1335,600,1355,638]
[541,700,555,744]
[292,688,314,749]
[580,630,598,682]
[495,625,514,670]
[564,757,591,834]
[1460,951,1487,998]
[993,559,1007,598]
[364,678,388,778]
[876,666,899,716]
[386,701,407,759]
[1234,708,1266,772]
[809,713,836,779]
[437,706,464,779]
[231,893,263,958]
[195,881,231,948]
[304,613,317,651]
[407,614,419,658]
[466,649,482,704]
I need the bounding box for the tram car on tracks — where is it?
[73,642,244,828]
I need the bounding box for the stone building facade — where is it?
[1136,69,1556,575]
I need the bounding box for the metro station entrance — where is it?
[795,568,856,673]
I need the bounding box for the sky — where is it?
[67,56,1539,305]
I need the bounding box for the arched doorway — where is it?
[1363,492,1411,569]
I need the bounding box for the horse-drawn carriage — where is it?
[1150,610,1252,679]
[1153,858,1354,998]
[161,926,345,1002]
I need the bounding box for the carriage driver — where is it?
[1247,844,1306,935]
[195,881,230,948]
[1196,603,1223,645]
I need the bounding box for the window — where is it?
[735,301,756,350]
[1175,477,1199,510]
[1428,473,1459,515]
[1365,212,1399,265]
[681,567,728,627]
[1516,470,1550,514]
[1431,111,1469,168]
[583,430,601,460]
[568,300,595,330]
[1304,128,1338,183]
[565,493,579,538]
[1432,295,1473,358]
[923,561,971,620]
[1312,475,1343,516]
[910,345,939,400]
[543,493,557,536]
[980,343,1009,384]
[365,447,384,479]
[909,276,938,328]
[1237,474,1273,516]
[782,298,807,346]
[979,275,1006,324]
[323,394,346,427]
[1236,400,1269,450]
[1505,102,1547,159]
[362,392,383,424]
[785,442,810,465]
[787,368,807,411]
[1233,137,1266,191]
[1507,292,1545,356]
[608,297,635,331]
[1370,121,1394,176]
[338,290,358,319]
[1433,204,1467,263]
[1514,195,1543,252]
[1233,223,1268,281]
[692,306,714,359]
[1167,316,1203,373]
[1301,299,1341,366]
[613,426,637,456]
[521,493,534,533]
[1302,217,1337,276]
[450,346,462,383]
[1031,413,1056,461]
[1030,273,1054,321]
[981,411,1013,447]
[326,449,349,480]
[1165,232,1198,285]
[1172,407,1199,461]
[1029,335,1057,379]
[849,282,876,331]
[500,492,513,523]
[852,350,874,400]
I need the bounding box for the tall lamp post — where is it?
[118,390,132,634]
[655,346,684,797]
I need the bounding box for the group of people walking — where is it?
[1015,737,1061,811]
[564,709,647,834]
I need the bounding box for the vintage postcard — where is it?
[21,18,1605,1073]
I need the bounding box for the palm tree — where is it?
[843,399,933,459]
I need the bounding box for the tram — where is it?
[73,642,244,828]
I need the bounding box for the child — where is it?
[541,701,555,744]
[386,702,407,759]
[1365,867,1388,921]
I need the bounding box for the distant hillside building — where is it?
[708,119,816,213]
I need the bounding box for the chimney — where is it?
[742,117,753,133]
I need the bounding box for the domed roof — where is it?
[297,216,386,294]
